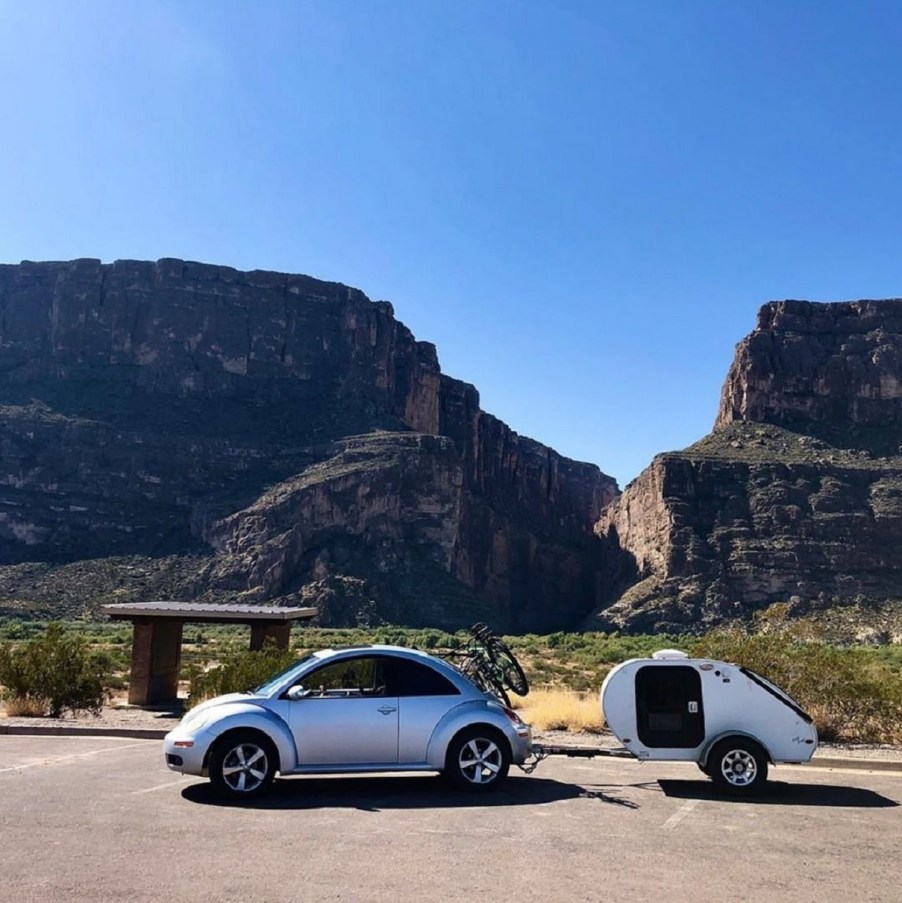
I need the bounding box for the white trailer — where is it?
[596,649,818,792]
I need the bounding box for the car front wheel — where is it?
[445,727,511,792]
[209,731,277,799]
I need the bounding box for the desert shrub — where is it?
[187,639,299,707]
[3,696,47,717]
[692,618,902,744]
[0,622,109,717]
[518,688,605,734]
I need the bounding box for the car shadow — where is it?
[656,779,899,808]
[181,773,641,811]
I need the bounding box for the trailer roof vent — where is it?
[652,649,689,660]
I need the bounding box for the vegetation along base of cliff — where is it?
[1,611,900,744]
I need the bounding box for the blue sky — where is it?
[3,1,902,487]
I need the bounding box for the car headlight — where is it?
[179,709,211,733]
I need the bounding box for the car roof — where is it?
[305,644,476,690]
[312,644,445,663]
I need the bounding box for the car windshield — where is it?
[252,654,318,696]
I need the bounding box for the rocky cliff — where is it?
[594,300,902,632]
[0,258,617,631]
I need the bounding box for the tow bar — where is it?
[518,743,638,774]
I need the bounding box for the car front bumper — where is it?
[163,728,211,776]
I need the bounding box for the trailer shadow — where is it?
[181,773,641,811]
[655,779,899,808]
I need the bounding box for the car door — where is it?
[288,655,399,767]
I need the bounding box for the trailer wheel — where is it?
[708,738,768,793]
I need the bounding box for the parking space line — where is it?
[662,798,699,829]
[0,741,149,774]
[131,776,197,795]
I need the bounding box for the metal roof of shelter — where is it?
[103,601,317,622]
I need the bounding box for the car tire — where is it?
[708,738,768,794]
[209,730,277,800]
[445,726,511,792]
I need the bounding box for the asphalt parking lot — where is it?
[1,736,899,902]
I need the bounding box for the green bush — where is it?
[0,622,110,717]
[187,640,299,707]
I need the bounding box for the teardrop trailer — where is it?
[521,648,818,794]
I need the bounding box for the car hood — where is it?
[186,692,264,719]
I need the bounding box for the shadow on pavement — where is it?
[657,779,899,808]
[181,773,641,811]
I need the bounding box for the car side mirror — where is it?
[286,684,311,701]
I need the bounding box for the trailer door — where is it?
[635,665,705,748]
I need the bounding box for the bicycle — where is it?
[444,623,529,708]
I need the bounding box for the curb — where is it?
[803,756,902,774]
[1,724,168,740]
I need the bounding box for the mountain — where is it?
[593,299,902,632]
[0,258,617,631]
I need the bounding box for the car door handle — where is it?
[378,705,397,715]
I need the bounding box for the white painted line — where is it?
[0,741,149,774]
[131,776,197,795]
[662,798,699,829]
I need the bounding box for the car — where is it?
[163,644,533,799]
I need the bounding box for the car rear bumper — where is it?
[510,725,532,764]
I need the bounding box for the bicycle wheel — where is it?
[460,650,512,708]
[487,637,529,696]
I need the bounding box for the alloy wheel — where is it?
[221,742,270,794]
[457,737,503,786]
[720,748,758,787]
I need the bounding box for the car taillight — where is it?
[502,706,523,725]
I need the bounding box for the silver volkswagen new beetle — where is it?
[163,644,532,798]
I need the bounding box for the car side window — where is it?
[387,658,460,697]
[300,657,387,699]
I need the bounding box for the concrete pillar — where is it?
[249,621,291,651]
[127,618,184,706]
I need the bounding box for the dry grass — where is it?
[516,688,605,734]
[3,695,47,717]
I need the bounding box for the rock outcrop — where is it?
[0,258,617,631]
[594,300,902,632]
[718,299,902,450]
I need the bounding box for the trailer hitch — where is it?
[517,743,637,773]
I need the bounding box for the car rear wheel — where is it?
[209,731,277,799]
[445,727,511,792]
[708,738,768,794]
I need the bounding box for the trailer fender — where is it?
[699,731,774,768]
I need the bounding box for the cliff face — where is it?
[594,300,902,632]
[0,258,616,630]
[717,299,902,448]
